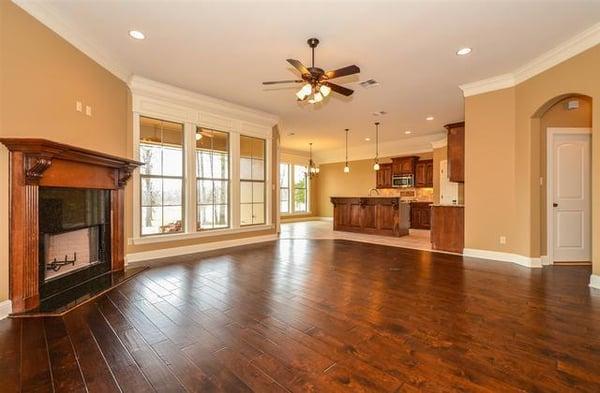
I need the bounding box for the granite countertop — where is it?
[430,203,465,207]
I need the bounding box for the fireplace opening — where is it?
[39,187,111,300]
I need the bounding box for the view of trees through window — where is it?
[139,116,184,235]
[293,165,308,212]
[196,128,229,230]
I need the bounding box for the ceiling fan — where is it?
[262,38,360,104]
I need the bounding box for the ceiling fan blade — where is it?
[323,82,354,96]
[324,65,360,79]
[286,59,310,76]
[262,80,303,85]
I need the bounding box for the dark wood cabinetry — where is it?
[376,163,392,188]
[331,197,410,237]
[445,122,465,183]
[415,159,433,188]
[410,202,431,229]
[391,156,418,176]
[431,205,464,253]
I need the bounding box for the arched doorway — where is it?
[531,94,593,265]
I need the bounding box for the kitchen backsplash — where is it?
[378,187,433,201]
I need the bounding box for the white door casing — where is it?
[547,128,591,263]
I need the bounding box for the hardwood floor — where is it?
[2,239,600,392]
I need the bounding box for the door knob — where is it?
[553,203,558,207]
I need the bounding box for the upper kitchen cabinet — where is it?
[415,159,433,188]
[391,156,418,176]
[445,122,465,183]
[376,163,393,188]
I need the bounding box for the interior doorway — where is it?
[546,127,592,264]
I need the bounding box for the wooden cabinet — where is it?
[415,159,433,188]
[431,205,464,253]
[391,156,418,176]
[331,197,410,237]
[376,163,392,189]
[410,202,431,229]
[445,122,464,183]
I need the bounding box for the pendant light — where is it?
[308,142,319,178]
[343,128,350,173]
[373,122,380,171]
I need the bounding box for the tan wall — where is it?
[465,88,517,252]
[465,43,600,275]
[316,153,432,217]
[0,2,279,302]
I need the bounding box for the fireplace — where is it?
[39,187,111,300]
[0,138,142,313]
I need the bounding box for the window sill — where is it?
[131,224,275,245]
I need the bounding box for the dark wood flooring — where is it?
[2,239,600,392]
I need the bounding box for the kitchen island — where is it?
[330,197,410,237]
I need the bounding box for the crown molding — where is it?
[313,132,445,164]
[460,22,600,97]
[129,75,279,128]
[12,0,131,82]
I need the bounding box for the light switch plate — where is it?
[85,105,92,116]
[76,101,82,112]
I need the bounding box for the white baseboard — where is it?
[126,234,278,266]
[541,255,551,266]
[463,248,542,268]
[319,216,333,222]
[590,274,600,289]
[0,300,12,320]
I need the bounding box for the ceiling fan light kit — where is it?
[263,37,360,104]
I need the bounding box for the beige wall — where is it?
[465,44,600,275]
[315,153,433,217]
[0,2,278,302]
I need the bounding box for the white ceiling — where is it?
[17,0,600,154]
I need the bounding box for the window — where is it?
[240,135,265,226]
[293,165,308,213]
[139,117,184,235]
[280,163,290,214]
[196,128,229,230]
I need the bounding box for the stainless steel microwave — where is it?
[392,174,414,188]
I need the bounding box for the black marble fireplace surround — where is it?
[38,187,111,302]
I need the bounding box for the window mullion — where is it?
[231,133,241,229]
[184,122,197,234]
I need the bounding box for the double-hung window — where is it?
[240,136,266,226]
[196,128,229,230]
[279,163,290,214]
[293,165,308,213]
[139,116,184,235]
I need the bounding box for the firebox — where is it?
[38,187,112,300]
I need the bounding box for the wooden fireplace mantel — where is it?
[0,138,143,313]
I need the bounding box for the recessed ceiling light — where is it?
[426,116,434,121]
[404,130,412,135]
[288,132,295,136]
[456,47,472,56]
[365,137,371,141]
[372,111,387,117]
[129,30,145,40]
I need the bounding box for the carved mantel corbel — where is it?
[117,165,137,188]
[24,154,53,184]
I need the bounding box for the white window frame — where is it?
[279,163,290,214]
[280,153,311,217]
[130,76,277,245]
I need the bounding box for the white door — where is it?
[439,160,458,205]
[551,132,591,262]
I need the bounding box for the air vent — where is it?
[359,79,380,88]
[372,111,387,117]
